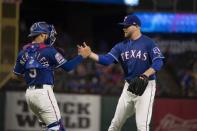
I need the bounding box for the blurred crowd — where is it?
[156,38,197,97]
[55,60,123,95]
[164,51,197,97]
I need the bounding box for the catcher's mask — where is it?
[28,21,57,46]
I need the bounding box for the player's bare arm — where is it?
[142,68,156,77]
[89,52,99,61]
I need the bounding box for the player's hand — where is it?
[77,42,92,58]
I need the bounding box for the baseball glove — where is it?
[127,74,149,96]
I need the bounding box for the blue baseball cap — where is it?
[118,15,141,27]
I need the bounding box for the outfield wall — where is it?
[1,91,197,131]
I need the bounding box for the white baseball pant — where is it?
[25,84,61,130]
[108,80,156,131]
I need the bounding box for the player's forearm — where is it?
[143,68,156,77]
[89,53,115,66]
[144,58,164,77]
[89,52,99,61]
[61,55,84,72]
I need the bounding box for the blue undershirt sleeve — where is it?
[151,58,163,71]
[60,55,84,72]
[98,54,116,66]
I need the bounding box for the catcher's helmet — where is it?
[28,22,57,46]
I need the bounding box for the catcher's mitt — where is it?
[127,74,149,96]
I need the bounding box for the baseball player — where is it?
[79,15,164,131]
[13,22,91,131]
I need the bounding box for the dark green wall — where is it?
[101,96,137,131]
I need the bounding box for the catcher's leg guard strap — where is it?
[47,119,65,131]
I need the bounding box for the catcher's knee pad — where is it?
[46,119,65,131]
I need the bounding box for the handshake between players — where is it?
[77,42,92,59]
